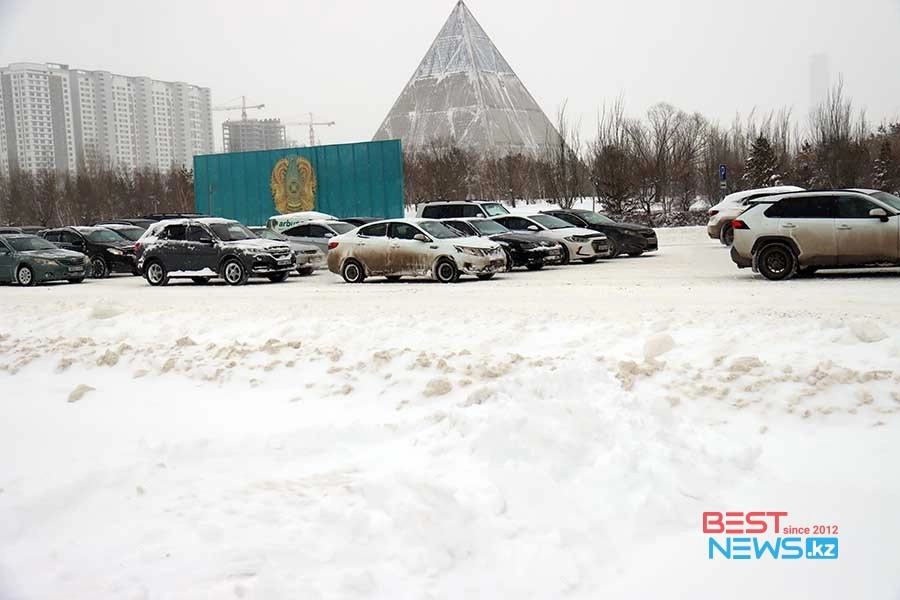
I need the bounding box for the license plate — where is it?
[277,259,291,265]
[68,267,83,273]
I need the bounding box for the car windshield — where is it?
[210,222,255,241]
[106,227,144,241]
[329,222,355,235]
[482,203,509,217]
[870,192,900,212]
[577,212,616,225]
[529,215,573,230]
[7,236,58,251]
[471,219,509,235]
[84,229,126,243]
[420,222,463,239]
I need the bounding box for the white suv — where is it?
[731,189,900,280]
[708,186,804,245]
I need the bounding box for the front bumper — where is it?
[458,254,506,274]
[251,254,296,275]
[107,253,137,273]
[731,245,752,269]
[36,261,92,281]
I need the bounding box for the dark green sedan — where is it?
[0,234,92,285]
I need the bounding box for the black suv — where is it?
[136,218,295,286]
[41,226,137,278]
[541,209,658,257]
[442,218,562,270]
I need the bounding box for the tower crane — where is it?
[284,113,336,146]
[213,96,265,120]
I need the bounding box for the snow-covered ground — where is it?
[2,227,900,599]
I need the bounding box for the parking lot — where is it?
[2,226,900,599]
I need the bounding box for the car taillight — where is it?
[328,241,339,250]
[708,209,719,217]
[732,220,750,230]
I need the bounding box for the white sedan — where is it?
[492,214,609,264]
[326,219,506,283]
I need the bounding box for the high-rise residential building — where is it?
[222,118,286,153]
[0,62,214,176]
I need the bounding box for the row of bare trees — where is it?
[403,82,900,224]
[0,165,194,227]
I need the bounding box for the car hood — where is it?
[548,227,606,238]
[221,238,290,251]
[94,241,135,251]
[19,248,85,260]
[611,222,653,233]
[488,232,549,245]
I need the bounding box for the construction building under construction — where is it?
[222,118,286,153]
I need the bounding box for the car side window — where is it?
[359,223,387,238]
[499,217,531,230]
[462,205,480,217]
[421,206,441,219]
[60,231,81,244]
[308,225,331,238]
[389,222,420,240]
[555,213,581,226]
[283,225,309,237]
[769,197,835,219]
[43,231,59,242]
[445,221,475,236]
[185,225,208,242]
[162,224,187,241]
[837,196,880,219]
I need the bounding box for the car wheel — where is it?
[16,265,35,286]
[67,277,85,284]
[757,243,797,281]
[720,223,735,246]
[503,249,514,271]
[222,259,249,286]
[341,259,366,284]
[144,260,169,286]
[91,256,109,279]
[268,272,289,283]
[582,257,599,264]
[435,258,459,283]
[628,251,643,257]
[297,267,314,276]
[525,263,544,271]
[385,275,402,282]
[191,277,211,285]
[558,245,571,265]
[476,273,495,280]
[607,237,619,258]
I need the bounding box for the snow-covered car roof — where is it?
[714,186,805,208]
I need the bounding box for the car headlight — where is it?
[33,258,58,266]
[566,236,590,243]
[454,246,484,257]
[107,248,124,256]
[83,255,91,264]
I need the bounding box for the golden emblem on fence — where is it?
[270,156,317,214]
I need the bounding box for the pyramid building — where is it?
[373,1,559,156]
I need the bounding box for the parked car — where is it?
[0,234,91,285]
[0,227,23,235]
[339,217,382,227]
[266,211,338,233]
[142,213,210,221]
[708,186,804,246]
[40,226,137,278]
[136,218,296,286]
[279,220,358,253]
[540,209,658,257]
[731,189,900,280]
[327,219,506,283]
[416,200,511,219]
[248,227,324,276]
[95,223,147,242]
[18,226,46,235]
[491,214,609,264]
[442,218,562,270]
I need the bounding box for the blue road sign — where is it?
[719,164,727,182]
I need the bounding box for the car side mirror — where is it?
[527,225,540,232]
[869,208,889,221]
[324,233,334,239]
[413,234,430,242]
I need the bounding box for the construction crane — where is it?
[284,113,336,147]
[213,96,265,120]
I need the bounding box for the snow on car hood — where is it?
[451,236,501,249]
[220,238,290,251]
[550,227,605,238]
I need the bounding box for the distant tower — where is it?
[374,1,559,156]
[809,53,831,110]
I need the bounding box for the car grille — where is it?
[269,247,292,259]
[302,249,319,255]
[641,231,657,239]
[58,257,84,266]
[591,239,609,252]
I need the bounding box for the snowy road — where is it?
[1,227,900,599]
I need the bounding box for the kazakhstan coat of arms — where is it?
[270,156,317,214]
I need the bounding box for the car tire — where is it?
[756,243,797,281]
[607,237,620,258]
[341,259,366,284]
[297,267,314,276]
[91,256,109,279]
[144,260,169,286]
[222,258,249,286]
[268,272,289,283]
[16,265,35,286]
[385,275,402,282]
[435,258,459,283]
[720,223,735,246]
[191,277,211,285]
[526,263,544,271]
[628,251,643,257]
[476,273,495,280]
[67,277,85,284]
[502,249,514,272]
[558,245,571,265]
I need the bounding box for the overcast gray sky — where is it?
[3,0,900,151]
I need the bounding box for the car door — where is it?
[0,239,14,281]
[185,224,218,272]
[775,196,837,267]
[354,222,390,275]
[58,230,86,254]
[388,222,433,275]
[835,195,899,265]
[283,224,316,251]
[158,224,189,271]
